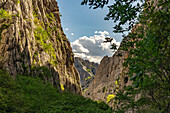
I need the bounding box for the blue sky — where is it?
[56,0,123,63]
[57,0,123,42]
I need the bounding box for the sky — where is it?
[57,0,123,63]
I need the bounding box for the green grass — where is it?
[33,11,58,66]
[0,9,12,41]
[85,76,93,81]
[0,70,113,113]
[16,0,20,4]
[86,69,91,72]
[0,9,11,19]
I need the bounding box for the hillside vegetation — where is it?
[0,69,113,113]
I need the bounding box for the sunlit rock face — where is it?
[84,9,158,106]
[74,57,98,90]
[83,26,140,105]
[83,38,130,103]
[0,0,81,94]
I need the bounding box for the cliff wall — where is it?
[83,31,137,105]
[0,0,81,94]
[74,57,98,90]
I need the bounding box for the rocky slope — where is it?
[0,0,81,94]
[83,30,137,105]
[74,57,98,90]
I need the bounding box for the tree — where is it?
[81,0,144,33]
[0,70,25,112]
[82,0,170,112]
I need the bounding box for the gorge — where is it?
[0,0,169,113]
[0,0,113,112]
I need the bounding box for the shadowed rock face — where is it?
[74,57,98,90]
[0,0,81,94]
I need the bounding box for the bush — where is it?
[0,70,113,112]
[0,70,25,113]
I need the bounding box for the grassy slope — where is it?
[0,70,113,113]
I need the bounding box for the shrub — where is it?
[0,70,25,113]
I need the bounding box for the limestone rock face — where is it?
[74,57,98,90]
[0,0,81,94]
[84,37,131,104]
[84,0,160,108]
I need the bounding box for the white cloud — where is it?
[72,40,89,53]
[94,31,98,34]
[71,33,74,36]
[71,31,120,63]
[65,28,69,31]
[94,31,109,36]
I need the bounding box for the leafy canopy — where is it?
[81,0,144,33]
[82,0,170,112]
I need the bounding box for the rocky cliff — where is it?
[84,24,146,107]
[84,0,161,108]
[0,0,81,94]
[74,57,98,90]
[84,35,134,105]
